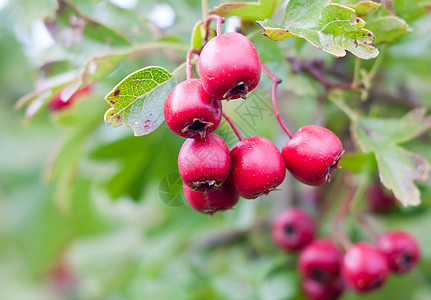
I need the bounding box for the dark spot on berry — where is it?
[398,253,413,269]
[224,81,248,100]
[188,119,206,132]
[310,268,329,283]
[284,224,296,237]
[113,89,120,97]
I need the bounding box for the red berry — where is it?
[272,208,315,252]
[302,277,344,300]
[178,133,230,193]
[366,182,397,213]
[341,242,389,293]
[198,32,261,100]
[48,85,92,111]
[282,125,343,186]
[164,79,222,139]
[298,238,342,284]
[183,175,239,215]
[230,136,286,199]
[377,230,420,274]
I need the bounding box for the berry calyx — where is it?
[198,32,261,100]
[164,79,222,139]
[377,230,420,274]
[230,136,286,199]
[272,208,315,252]
[178,133,230,193]
[183,175,239,215]
[341,242,389,293]
[282,125,343,186]
[366,182,397,213]
[302,277,344,300]
[298,238,343,284]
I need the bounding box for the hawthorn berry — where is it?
[198,32,261,100]
[282,125,343,186]
[272,208,315,252]
[178,133,230,193]
[341,242,389,293]
[298,238,342,284]
[183,175,239,215]
[377,230,420,274]
[230,136,285,199]
[302,277,344,300]
[164,79,222,139]
[366,182,397,213]
[48,85,92,111]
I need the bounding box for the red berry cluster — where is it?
[271,208,420,299]
[164,29,344,215]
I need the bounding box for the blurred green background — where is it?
[1,0,431,299]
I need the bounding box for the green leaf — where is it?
[104,66,176,136]
[339,152,377,173]
[365,16,410,44]
[44,0,131,47]
[16,42,188,121]
[191,21,205,49]
[351,108,431,206]
[209,0,280,22]
[258,1,379,59]
[348,1,381,18]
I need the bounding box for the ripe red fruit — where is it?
[377,230,420,274]
[298,238,342,284]
[272,208,315,252]
[230,136,286,199]
[282,125,343,186]
[48,85,92,111]
[341,242,389,293]
[198,32,261,100]
[164,79,222,139]
[183,175,239,215]
[366,182,397,213]
[302,277,344,300]
[178,133,230,193]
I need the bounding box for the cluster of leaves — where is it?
[2,0,431,299]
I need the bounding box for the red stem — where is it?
[186,49,200,80]
[261,63,294,139]
[222,110,243,141]
[204,15,225,37]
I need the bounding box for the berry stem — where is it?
[201,0,208,20]
[186,49,200,80]
[355,211,380,241]
[288,58,355,90]
[205,15,225,37]
[222,110,243,141]
[261,63,294,139]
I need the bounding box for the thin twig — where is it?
[261,63,294,139]
[186,49,200,80]
[222,110,244,141]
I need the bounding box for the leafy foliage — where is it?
[2,0,431,299]
[104,66,176,136]
[258,0,379,59]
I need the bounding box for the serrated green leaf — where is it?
[44,0,131,47]
[258,1,379,59]
[104,66,176,136]
[351,108,431,206]
[365,16,410,44]
[209,0,280,22]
